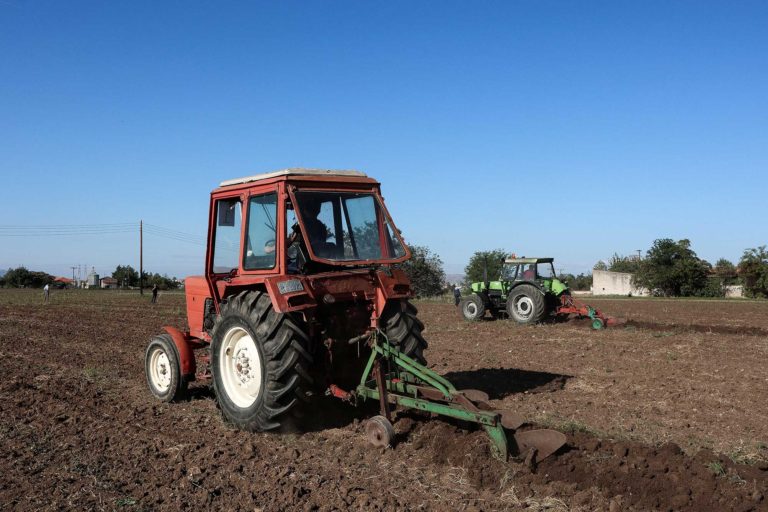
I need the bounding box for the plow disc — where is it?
[336,332,567,462]
[513,430,568,463]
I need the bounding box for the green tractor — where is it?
[460,256,608,329]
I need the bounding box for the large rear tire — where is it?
[211,290,313,431]
[380,300,428,364]
[459,294,485,322]
[507,284,547,325]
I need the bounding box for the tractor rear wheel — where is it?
[380,300,428,364]
[507,285,547,325]
[145,334,188,402]
[211,290,313,431]
[460,294,485,322]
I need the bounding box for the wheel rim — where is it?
[149,348,171,393]
[219,326,263,408]
[514,296,534,319]
[464,302,478,317]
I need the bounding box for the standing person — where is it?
[453,285,461,306]
[43,283,50,303]
[151,284,158,304]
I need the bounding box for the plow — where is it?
[143,168,566,466]
[331,330,566,461]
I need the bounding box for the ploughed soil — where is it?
[1,290,768,511]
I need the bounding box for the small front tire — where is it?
[145,334,188,402]
[460,294,485,322]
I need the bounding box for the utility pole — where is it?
[139,220,143,295]
[70,266,76,286]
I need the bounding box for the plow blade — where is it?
[349,332,570,463]
[513,429,568,463]
[498,410,526,430]
[458,389,490,402]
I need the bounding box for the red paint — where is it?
[162,326,197,379]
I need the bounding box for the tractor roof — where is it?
[504,257,554,264]
[219,168,369,187]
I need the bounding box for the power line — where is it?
[143,223,205,244]
[0,222,136,236]
[143,227,205,246]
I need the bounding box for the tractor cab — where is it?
[503,257,569,296]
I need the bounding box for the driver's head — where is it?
[303,197,322,218]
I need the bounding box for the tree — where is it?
[608,253,641,273]
[2,267,54,288]
[398,245,445,298]
[593,261,608,271]
[634,239,711,297]
[713,258,738,286]
[145,272,181,291]
[738,246,768,298]
[112,265,139,287]
[464,249,509,285]
[562,272,592,291]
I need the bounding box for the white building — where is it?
[592,270,649,296]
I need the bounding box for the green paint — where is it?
[355,332,509,460]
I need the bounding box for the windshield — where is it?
[293,190,407,262]
[537,263,557,279]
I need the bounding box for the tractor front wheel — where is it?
[507,285,547,325]
[459,294,485,322]
[211,290,313,431]
[145,334,188,402]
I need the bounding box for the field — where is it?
[1,289,768,511]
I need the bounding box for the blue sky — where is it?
[1,1,766,278]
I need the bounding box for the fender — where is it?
[162,326,197,380]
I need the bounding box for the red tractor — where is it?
[145,169,564,461]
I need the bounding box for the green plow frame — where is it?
[351,331,566,462]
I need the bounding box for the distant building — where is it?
[100,277,118,289]
[53,277,74,288]
[592,270,649,296]
[724,285,744,298]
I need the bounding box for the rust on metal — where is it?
[513,429,567,463]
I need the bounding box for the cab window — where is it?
[212,198,242,274]
[244,193,278,270]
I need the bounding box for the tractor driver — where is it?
[521,264,536,281]
[300,198,330,249]
[289,197,337,258]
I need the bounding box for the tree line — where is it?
[593,239,768,298]
[4,241,767,299]
[0,267,55,288]
[111,265,180,290]
[0,265,179,290]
